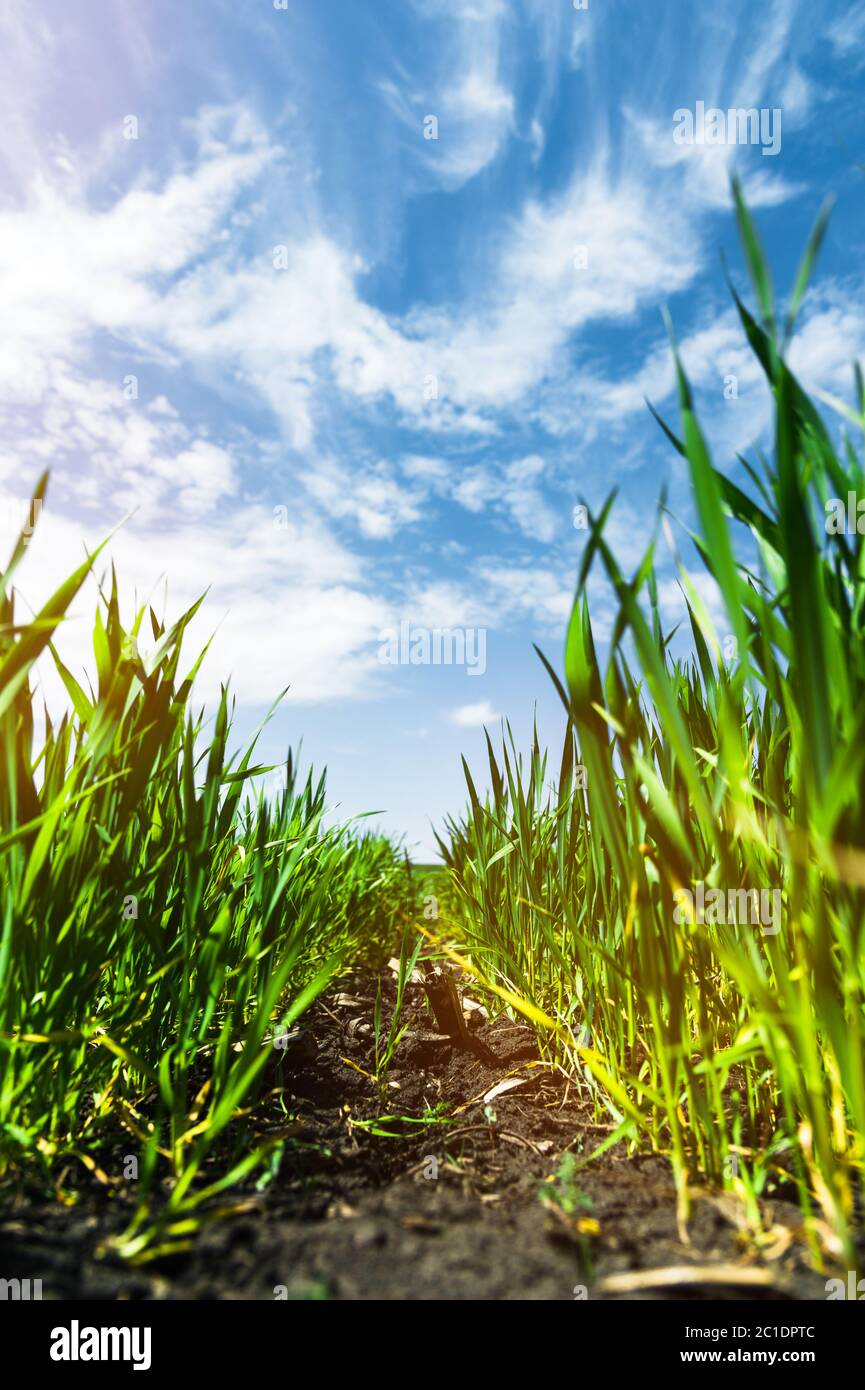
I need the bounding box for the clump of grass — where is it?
[439,182,865,1267]
[538,1153,593,1221]
[372,928,423,1105]
[0,494,413,1259]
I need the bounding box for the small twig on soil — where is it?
[595,1264,790,1295]
[454,1059,554,1114]
[317,1001,344,1026]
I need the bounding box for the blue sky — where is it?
[2,0,865,856]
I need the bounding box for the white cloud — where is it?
[382,169,703,431]
[5,492,393,710]
[0,114,273,383]
[173,441,237,515]
[450,699,501,727]
[293,447,559,545]
[569,286,865,464]
[393,452,560,542]
[0,4,849,724]
[0,363,238,522]
[788,294,865,394]
[451,468,492,513]
[828,2,865,61]
[399,454,450,483]
[402,579,494,632]
[303,457,423,539]
[0,96,756,472]
[0,5,58,188]
[738,0,798,98]
[529,118,545,162]
[440,66,514,184]
[589,311,758,423]
[501,455,559,542]
[626,109,802,212]
[478,563,573,632]
[780,64,814,125]
[381,0,514,188]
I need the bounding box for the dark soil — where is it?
[0,967,838,1300]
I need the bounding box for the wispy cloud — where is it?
[378,0,514,189]
[828,1,865,61]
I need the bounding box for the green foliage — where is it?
[440,184,865,1267]
[538,1153,593,1220]
[372,926,423,1104]
[0,509,412,1259]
